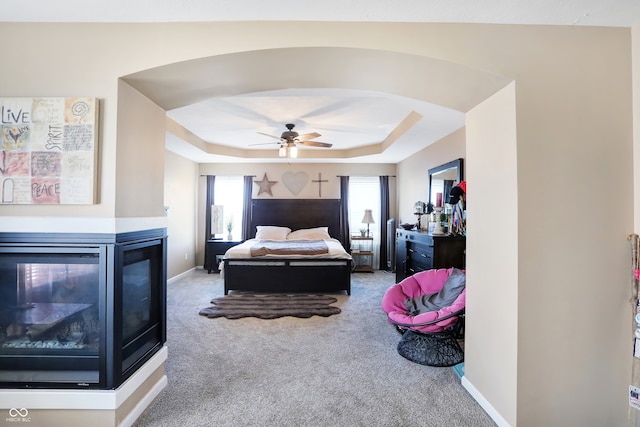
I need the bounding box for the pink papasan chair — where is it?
[381,267,466,367]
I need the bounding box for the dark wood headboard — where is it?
[250,199,343,242]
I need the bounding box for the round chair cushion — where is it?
[381,268,465,333]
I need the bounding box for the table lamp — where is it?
[361,209,375,237]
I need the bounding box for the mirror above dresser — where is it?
[428,158,464,208]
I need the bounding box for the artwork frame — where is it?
[0,97,99,205]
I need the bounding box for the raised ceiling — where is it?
[123,47,509,164]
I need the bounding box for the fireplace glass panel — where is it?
[0,250,102,386]
[119,239,164,379]
[122,259,152,342]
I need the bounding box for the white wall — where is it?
[117,81,167,217]
[465,83,518,425]
[164,150,198,279]
[510,30,632,426]
[396,128,465,225]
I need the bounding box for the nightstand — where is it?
[351,236,374,273]
[204,239,243,273]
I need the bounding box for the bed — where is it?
[221,199,352,295]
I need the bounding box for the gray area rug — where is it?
[199,294,341,319]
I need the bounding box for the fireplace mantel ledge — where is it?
[0,216,167,234]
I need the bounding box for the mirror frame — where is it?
[428,158,464,207]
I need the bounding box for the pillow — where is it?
[287,227,331,240]
[255,226,291,240]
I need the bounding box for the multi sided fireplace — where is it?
[0,229,166,389]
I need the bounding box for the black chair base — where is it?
[397,329,464,367]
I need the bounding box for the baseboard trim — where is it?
[168,267,196,285]
[461,376,512,427]
[119,371,168,427]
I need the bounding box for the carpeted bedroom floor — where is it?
[133,268,496,427]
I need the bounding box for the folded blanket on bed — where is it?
[250,239,329,257]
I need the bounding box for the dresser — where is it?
[395,229,466,282]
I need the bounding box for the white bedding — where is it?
[223,238,352,260]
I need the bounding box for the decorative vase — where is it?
[432,207,446,235]
[227,232,233,240]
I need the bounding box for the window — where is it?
[348,177,381,269]
[213,176,244,240]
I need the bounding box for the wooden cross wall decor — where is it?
[312,173,328,197]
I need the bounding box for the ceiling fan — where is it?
[252,123,333,158]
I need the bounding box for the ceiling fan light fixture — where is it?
[258,124,330,159]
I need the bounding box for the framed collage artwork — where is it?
[0,97,99,204]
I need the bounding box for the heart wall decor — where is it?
[282,171,309,195]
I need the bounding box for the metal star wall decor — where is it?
[254,173,278,196]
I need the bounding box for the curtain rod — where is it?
[200,174,395,178]
[200,174,257,177]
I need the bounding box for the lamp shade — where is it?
[279,143,298,158]
[361,209,375,224]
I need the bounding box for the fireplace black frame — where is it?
[0,229,167,390]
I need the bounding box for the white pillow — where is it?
[287,227,331,240]
[255,226,291,240]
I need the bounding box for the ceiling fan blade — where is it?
[297,132,321,141]
[298,140,333,148]
[249,141,282,146]
[257,131,283,140]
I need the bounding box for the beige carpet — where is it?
[134,269,496,427]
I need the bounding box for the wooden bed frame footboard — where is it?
[223,258,352,295]
[222,198,353,295]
